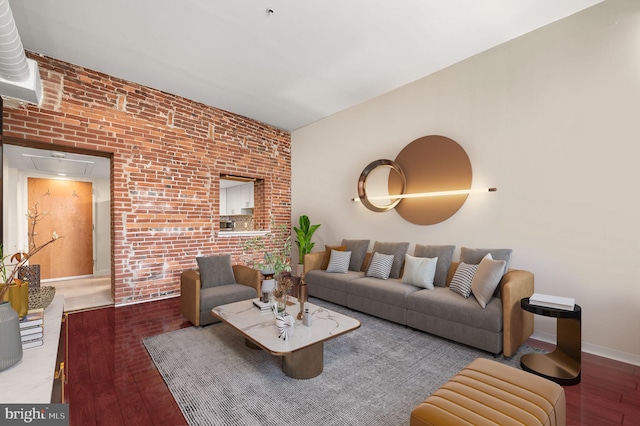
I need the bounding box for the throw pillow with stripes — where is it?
[366,252,395,280]
[326,250,352,273]
[449,262,478,298]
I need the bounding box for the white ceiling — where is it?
[8,0,602,131]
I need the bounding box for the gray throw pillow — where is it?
[196,254,236,289]
[460,247,513,274]
[413,244,455,287]
[341,239,370,272]
[371,241,410,279]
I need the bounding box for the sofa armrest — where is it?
[303,252,326,273]
[180,269,202,326]
[500,269,535,357]
[232,264,261,296]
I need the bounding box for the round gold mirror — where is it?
[357,159,406,212]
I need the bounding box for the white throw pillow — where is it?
[366,252,395,280]
[449,262,478,298]
[326,250,351,273]
[472,253,507,308]
[401,254,438,289]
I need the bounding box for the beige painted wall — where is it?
[292,0,640,365]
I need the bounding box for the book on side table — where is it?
[19,308,44,328]
[529,293,575,311]
[19,308,45,349]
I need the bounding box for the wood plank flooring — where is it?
[67,298,640,425]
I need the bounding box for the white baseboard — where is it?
[115,292,180,308]
[531,331,640,367]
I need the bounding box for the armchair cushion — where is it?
[199,284,257,325]
[196,254,236,289]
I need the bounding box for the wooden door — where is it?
[27,178,93,279]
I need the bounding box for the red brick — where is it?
[4,52,292,305]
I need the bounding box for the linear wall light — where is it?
[352,187,497,202]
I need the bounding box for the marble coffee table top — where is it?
[212,298,361,356]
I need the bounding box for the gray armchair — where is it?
[180,254,261,326]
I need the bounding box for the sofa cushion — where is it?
[196,254,236,289]
[370,241,410,279]
[341,239,370,272]
[321,245,346,270]
[402,254,437,289]
[326,250,351,273]
[348,277,420,308]
[460,247,512,273]
[406,287,503,333]
[305,269,364,294]
[413,244,455,287]
[449,262,478,298]
[366,252,395,280]
[472,254,507,308]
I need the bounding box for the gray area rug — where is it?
[144,298,544,426]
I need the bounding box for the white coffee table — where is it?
[212,298,361,379]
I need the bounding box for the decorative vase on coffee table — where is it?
[275,296,287,313]
[0,301,23,371]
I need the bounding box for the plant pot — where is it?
[294,263,304,277]
[0,301,23,371]
[2,281,29,320]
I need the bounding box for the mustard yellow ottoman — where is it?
[411,358,566,426]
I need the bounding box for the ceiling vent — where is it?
[22,154,95,176]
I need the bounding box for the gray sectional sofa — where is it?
[303,239,535,357]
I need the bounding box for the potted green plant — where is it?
[241,224,292,278]
[293,215,320,276]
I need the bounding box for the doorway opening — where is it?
[2,139,113,312]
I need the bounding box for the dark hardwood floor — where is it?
[67,298,640,425]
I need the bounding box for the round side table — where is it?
[520,297,581,385]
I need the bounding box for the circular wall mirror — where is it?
[357,159,406,212]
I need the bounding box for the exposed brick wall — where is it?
[3,52,291,305]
